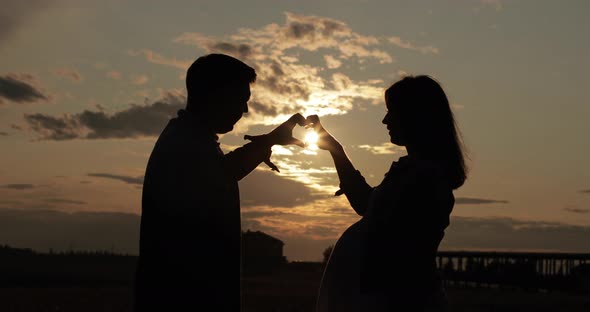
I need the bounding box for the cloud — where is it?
[23,91,185,140]
[126,13,436,133]
[53,68,82,82]
[0,74,49,104]
[323,55,342,69]
[44,198,86,205]
[130,12,401,130]
[174,32,255,60]
[266,157,339,195]
[455,197,509,204]
[2,208,590,261]
[387,36,439,54]
[88,173,144,185]
[564,207,590,214]
[106,71,122,80]
[248,100,280,117]
[132,74,149,85]
[356,143,403,155]
[239,169,322,207]
[127,49,192,70]
[0,208,140,254]
[0,132,8,136]
[240,198,356,244]
[579,189,590,194]
[243,204,590,260]
[441,217,590,253]
[176,12,391,63]
[0,1,56,43]
[1,184,35,190]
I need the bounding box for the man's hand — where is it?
[244,113,307,172]
[244,113,307,147]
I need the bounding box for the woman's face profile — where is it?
[382,98,405,146]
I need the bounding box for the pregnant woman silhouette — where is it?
[311,75,467,312]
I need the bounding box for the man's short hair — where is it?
[185,54,256,111]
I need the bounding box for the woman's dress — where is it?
[316,156,454,312]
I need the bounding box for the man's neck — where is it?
[178,109,218,141]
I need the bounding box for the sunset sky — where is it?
[1,0,589,261]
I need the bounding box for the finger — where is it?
[306,115,320,126]
[306,116,324,132]
[288,113,306,127]
[264,159,280,172]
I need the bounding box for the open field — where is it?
[1,275,589,312]
[1,285,589,312]
[1,251,588,311]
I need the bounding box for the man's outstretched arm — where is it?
[223,113,306,181]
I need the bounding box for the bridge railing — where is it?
[436,251,590,293]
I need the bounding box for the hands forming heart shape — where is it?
[243,113,341,172]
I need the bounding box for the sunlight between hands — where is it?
[305,115,342,152]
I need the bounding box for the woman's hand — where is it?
[306,115,342,152]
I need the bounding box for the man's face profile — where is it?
[208,82,251,134]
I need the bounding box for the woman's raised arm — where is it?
[307,115,373,215]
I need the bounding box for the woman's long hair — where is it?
[385,75,467,189]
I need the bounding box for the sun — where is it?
[304,130,319,150]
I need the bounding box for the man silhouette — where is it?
[134,54,305,311]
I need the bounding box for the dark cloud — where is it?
[24,94,185,140]
[455,197,509,204]
[0,131,8,136]
[0,200,25,206]
[1,184,35,190]
[285,21,316,39]
[321,20,347,37]
[248,100,278,116]
[210,42,253,60]
[270,61,285,76]
[1,208,590,261]
[0,74,48,104]
[325,206,355,216]
[53,68,82,82]
[579,189,590,194]
[24,113,80,140]
[88,173,144,185]
[239,170,319,207]
[303,224,341,237]
[257,74,311,101]
[241,210,288,219]
[0,1,55,43]
[0,208,139,254]
[441,217,590,253]
[564,207,590,214]
[44,198,86,205]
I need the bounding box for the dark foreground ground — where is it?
[1,284,590,312]
[1,265,589,312]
